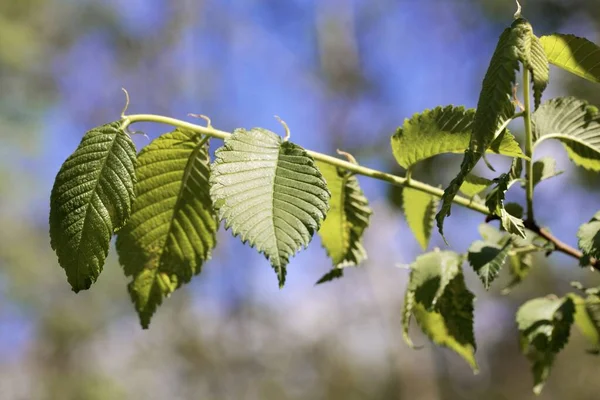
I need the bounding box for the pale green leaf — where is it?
[468,237,512,290]
[540,34,600,84]
[50,122,137,292]
[532,157,563,187]
[459,174,493,197]
[517,296,575,394]
[210,128,330,287]
[402,250,478,371]
[403,187,438,250]
[504,252,533,293]
[577,211,600,259]
[571,294,600,353]
[533,97,600,171]
[316,162,372,268]
[390,106,526,169]
[116,129,217,328]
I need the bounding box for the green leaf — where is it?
[525,34,550,109]
[459,174,493,197]
[532,157,563,187]
[504,252,533,293]
[436,19,535,238]
[540,34,600,84]
[315,268,344,285]
[316,162,372,267]
[116,129,217,328]
[577,211,600,259]
[516,296,576,394]
[571,293,600,353]
[468,237,512,290]
[49,122,137,292]
[485,174,526,238]
[390,106,526,169]
[402,250,478,371]
[403,187,438,250]
[210,128,330,287]
[532,97,600,171]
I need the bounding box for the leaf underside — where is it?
[391,105,526,170]
[50,121,137,292]
[577,211,600,259]
[540,34,600,84]
[402,250,478,372]
[116,129,217,328]
[485,173,526,238]
[210,128,330,287]
[533,97,600,171]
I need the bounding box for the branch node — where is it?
[336,149,358,165]
[188,113,213,128]
[274,115,291,141]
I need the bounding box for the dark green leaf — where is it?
[116,129,217,328]
[517,296,575,394]
[50,122,137,292]
[485,174,526,238]
[210,128,330,287]
[468,237,512,290]
[532,157,563,187]
[315,268,344,285]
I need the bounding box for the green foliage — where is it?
[577,211,600,260]
[540,34,600,84]
[468,236,511,290]
[116,129,217,328]
[459,174,493,197]
[531,157,563,187]
[402,187,438,250]
[402,250,478,371]
[533,97,600,171]
[485,172,526,238]
[517,296,575,394]
[50,122,137,292]
[210,128,330,287]
[315,162,372,283]
[571,293,600,353]
[390,106,525,169]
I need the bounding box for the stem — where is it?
[123,114,490,215]
[123,113,597,269]
[522,69,535,222]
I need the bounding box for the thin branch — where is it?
[122,113,596,270]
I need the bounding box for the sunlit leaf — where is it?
[50,122,136,292]
[210,128,330,287]
[570,293,600,353]
[402,250,478,371]
[533,97,600,171]
[516,296,575,394]
[459,174,493,197]
[403,187,438,250]
[577,211,600,259]
[390,106,525,169]
[540,34,600,84]
[116,129,217,328]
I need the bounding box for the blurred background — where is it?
[1,0,600,399]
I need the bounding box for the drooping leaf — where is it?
[316,162,372,268]
[403,187,438,250]
[459,174,493,197]
[49,122,137,292]
[402,250,478,371]
[570,293,600,353]
[532,97,600,171]
[468,237,512,290]
[390,106,526,169]
[210,128,330,287]
[525,34,550,109]
[577,211,600,259]
[437,19,533,238]
[485,173,526,238]
[517,296,576,394]
[116,129,217,328]
[540,34,600,84]
[315,268,344,285]
[532,157,563,187]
